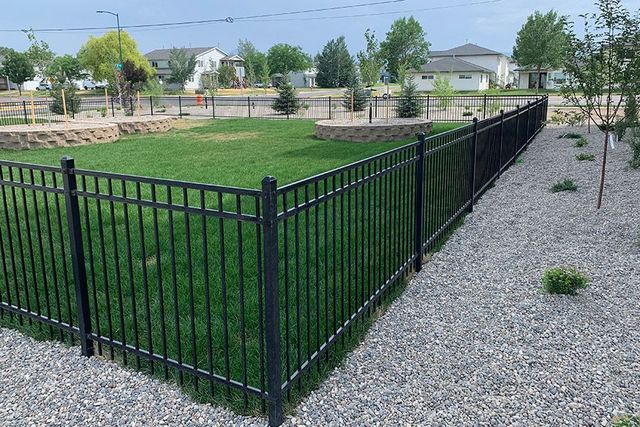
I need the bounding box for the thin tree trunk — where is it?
[597,130,609,209]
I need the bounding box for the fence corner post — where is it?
[261,176,283,427]
[150,96,154,116]
[468,118,478,213]
[328,96,332,120]
[414,133,426,272]
[60,156,94,357]
[178,95,183,118]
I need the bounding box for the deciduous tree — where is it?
[379,17,430,82]
[267,44,312,76]
[168,47,197,91]
[357,29,383,87]
[47,55,84,85]
[513,10,568,93]
[0,51,35,95]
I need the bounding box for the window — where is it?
[197,60,203,68]
[151,61,158,68]
[459,75,472,80]
[421,75,434,80]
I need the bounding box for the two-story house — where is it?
[145,47,245,90]
[426,43,515,88]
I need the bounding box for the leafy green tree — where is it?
[0,47,15,58]
[25,30,54,76]
[49,83,81,115]
[0,51,35,95]
[272,82,300,115]
[432,74,455,108]
[342,78,368,112]
[396,75,424,118]
[167,47,197,91]
[513,10,568,93]
[237,39,260,84]
[253,53,270,88]
[217,64,237,88]
[47,55,84,85]
[267,44,312,76]
[379,17,430,82]
[78,31,154,88]
[315,36,356,88]
[357,29,383,87]
[561,0,640,208]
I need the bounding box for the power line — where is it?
[0,0,407,33]
[240,0,502,22]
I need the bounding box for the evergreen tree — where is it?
[395,75,424,118]
[272,82,300,115]
[316,36,356,88]
[342,78,369,112]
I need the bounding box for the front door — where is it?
[529,72,547,89]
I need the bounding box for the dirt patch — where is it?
[171,119,212,130]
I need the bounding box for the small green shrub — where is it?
[574,137,588,147]
[576,153,595,161]
[541,267,589,295]
[561,132,583,139]
[462,111,473,117]
[628,134,640,169]
[194,89,205,95]
[613,414,640,427]
[551,179,578,192]
[516,157,524,164]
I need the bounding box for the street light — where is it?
[96,10,123,66]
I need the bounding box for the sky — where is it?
[1,0,639,58]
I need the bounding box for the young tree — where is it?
[237,39,259,84]
[561,0,640,208]
[396,75,424,118]
[25,30,54,76]
[357,29,383,87]
[342,78,369,112]
[120,60,149,113]
[78,31,154,88]
[47,55,84,85]
[167,48,197,92]
[272,82,300,115]
[267,44,312,76]
[0,51,35,95]
[217,64,237,88]
[379,17,430,82]
[432,74,455,109]
[315,36,356,88]
[512,10,568,93]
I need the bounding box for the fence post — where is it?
[60,157,94,357]
[513,105,520,161]
[149,96,154,116]
[111,97,115,117]
[129,96,133,116]
[498,110,505,178]
[426,95,430,120]
[204,95,208,110]
[414,133,426,272]
[178,96,183,118]
[261,176,283,427]
[482,94,487,120]
[375,96,378,118]
[328,96,332,120]
[369,102,373,124]
[248,96,251,118]
[525,101,531,143]
[468,118,478,212]
[22,101,28,125]
[212,96,216,118]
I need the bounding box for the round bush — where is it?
[541,267,589,295]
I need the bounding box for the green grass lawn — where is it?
[0,119,462,187]
[0,118,468,415]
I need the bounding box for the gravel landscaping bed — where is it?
[1,125,638,426]
[287,125,640,426]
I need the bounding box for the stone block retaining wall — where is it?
[315,119,433,142]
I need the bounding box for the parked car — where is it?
[82,80,96,90]
[36,81,52,91]
[94,81,108,89]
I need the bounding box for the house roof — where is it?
[430,43,504,57]
[144,47,226,60]
[414,57,493,74]
[221,54,244,61]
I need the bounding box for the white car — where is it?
[36,81,52,91]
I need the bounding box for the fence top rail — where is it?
[72,168,261,197]
[0,159,62,174]
[277,140,420,194]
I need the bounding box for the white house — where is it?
[411,57,492,92]
[430,43,514,88]
[287,68,317,88]
[145,47,245,90]
[516,68,566,90]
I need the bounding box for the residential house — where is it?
[429,43,514,88]
[287,69,317,88]
[411,57,492,92]
[145,47,245,90]
[516,68,566,90]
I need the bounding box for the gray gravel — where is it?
[287,125,640,426]
[1,125,638,426]
[0,328,263,426]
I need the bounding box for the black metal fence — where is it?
[0,94,544,125]
[0,97,548,426]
